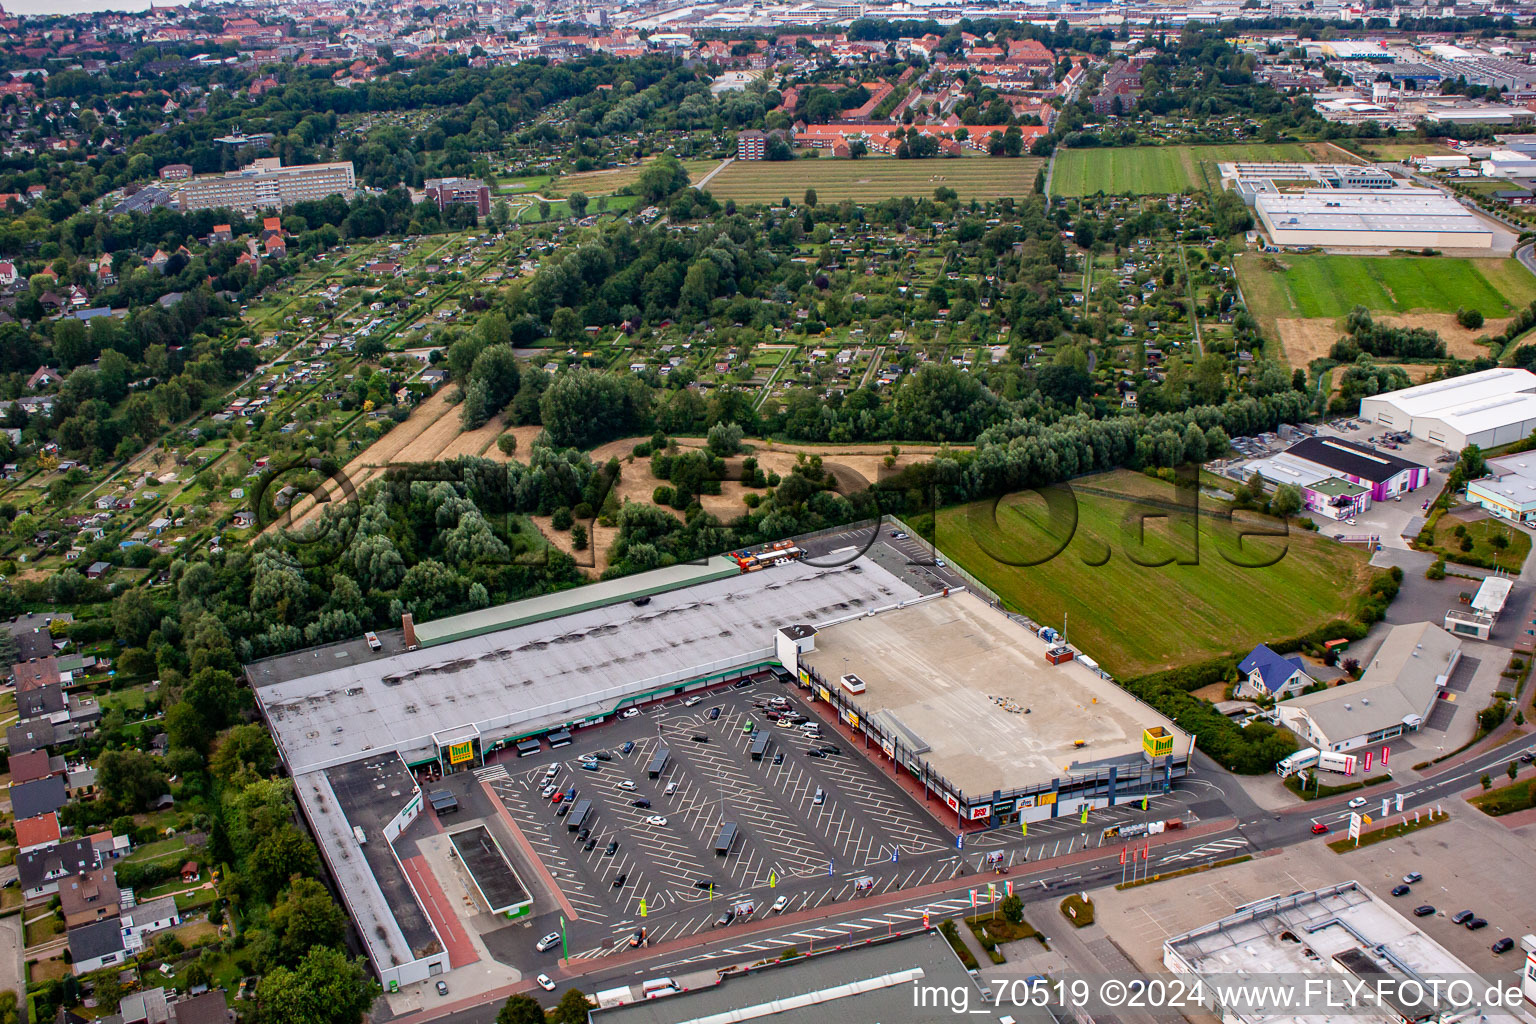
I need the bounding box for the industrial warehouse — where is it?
[1253,187,1493,249]
[246,544,1192,987]
[1359,367,1536,450]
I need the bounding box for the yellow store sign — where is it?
[448,740,475,765]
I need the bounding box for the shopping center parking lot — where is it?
[485,678,954,957]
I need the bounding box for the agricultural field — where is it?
[545,157,721,196]
[1051,143,1324,196]
[704,155,1044,203]
[930,470,1371,678]
[1234,253,1536,364]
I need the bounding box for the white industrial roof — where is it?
[1369,367,1536,433]
[253,556,922,774]
[1165,881,1528,1024]
[1243,453,1330,488]
[1256,188,1486,234]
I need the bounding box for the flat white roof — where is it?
[1366,367,1536,434]
[252,557,922,774]
[1166,881,1527,1024]
[1472,574,1513,615]
[1471,451,1536,508]
[1256,188,1488,234]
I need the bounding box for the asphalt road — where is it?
[401,727,1536,1024]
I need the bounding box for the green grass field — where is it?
[1235,253,1536,321]
[1052,144,1319,196]
[930,471,1369,678]
[704,155,1044,203]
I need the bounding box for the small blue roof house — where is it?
[1236,644,1315,699]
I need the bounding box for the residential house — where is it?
[10,775,68,820]
[59,864,120,927]
[6,719,56,755]
[27,365,60,390]
[119,986,170,1024]
[85,561,112,579]
[1236,644,1316,700]
[67,916,126,974]
[15,811,61,854]
[13,656,63,691]
[8,748,64,785]
[171,990,231,1024]
[17,837,96,899]
[17,682,67,719]
[120,895,181,952]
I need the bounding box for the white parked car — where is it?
[684,696,703,706]
[536,974,556,991]
[535,932,561,952]
[543,765,560,780]
[617,780,637,791]
[620,708,640,719]
[645,815,669,826]
[540,785,558,799]
[772,895,789,913]
[664,781,678,795]
[1348,797,1367,808]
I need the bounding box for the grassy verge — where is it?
[964,913,1044,945]
[1471,778,1536,816]
[1422,516,1530,573]
[1327,810,1449,851]
[1060,894,1095,927]
[964,918,1008,965]
[1115,854,1252,890]
[939,919,979,970]
[1284,772,1393,801]
[23,914,63,947]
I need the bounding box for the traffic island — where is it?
[1059,894,1095,927]
[1326,809,1448,852]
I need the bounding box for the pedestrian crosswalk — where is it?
[1157,836,1246,865]
[474,764,509,783]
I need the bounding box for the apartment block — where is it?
[177,157,356,213]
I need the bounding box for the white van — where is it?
[799,722,821,734]
[813,788,825,805]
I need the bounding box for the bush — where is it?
[652,486,674,506]
[551,507,573,531]
[496,433,518,456]
[1457,307,1485,330]
[707,421,744,456]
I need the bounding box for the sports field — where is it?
[1235,254,1536,321]
[704,155,1045,203]
[931,471,1370,678]
[1051,143,1321,196]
